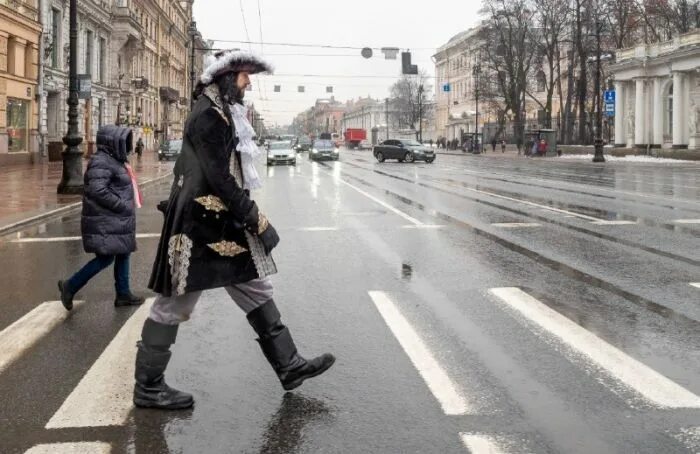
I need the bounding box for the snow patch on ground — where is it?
[560,154,695,164]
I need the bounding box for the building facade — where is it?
[39,0,199,160]
[0,0,41,164]
[434,25,563,144]
[611,30,700,150]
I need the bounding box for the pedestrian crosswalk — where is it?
[0,300,85,374]
[2,286,698,453]
[46,299,154,429]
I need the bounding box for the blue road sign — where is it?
[443,83,451,93]
[604,90,615,103]
[605,102,615,117]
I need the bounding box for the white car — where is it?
[266,141,297,166]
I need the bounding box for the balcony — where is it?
[112,5,142,52]
[159,86,180,103]
[131,77,149,90]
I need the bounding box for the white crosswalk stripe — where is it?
[0,300,85,374]
[460,434,507,454]
[24,442,111,454]
[489,287,700,408]
[369,291,473,415]
[46,299,154,428]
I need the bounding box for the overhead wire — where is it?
[208,38,437,51]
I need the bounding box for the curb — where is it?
[0,172,172,237]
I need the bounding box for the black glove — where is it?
[259,223,280,255]
[244,203,280,255]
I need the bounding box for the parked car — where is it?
[373,139,436,164]
[158,139,182,161]
[266,141,297,166]
[310,139,339,161]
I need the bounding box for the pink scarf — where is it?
[125,163,143,208]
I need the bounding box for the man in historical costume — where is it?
[133,51,335,410]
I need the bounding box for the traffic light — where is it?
[402,52,418,75]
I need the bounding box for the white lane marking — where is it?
[590,220,638,225]
[460,434,507,454]
[11,233,161,243]
[491,222,541,228]
[401,224,445,229]
[673,219,700,224]
[25,442,111,454]
[690,283,700,289]
[46,299,154,428]
[297,227,339,232]
[327,172,423,225]
[443,182,604,222]
[369,291,472,415]
[0,300,85,374]
[489,288,700,408]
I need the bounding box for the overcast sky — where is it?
[193,0,483,125]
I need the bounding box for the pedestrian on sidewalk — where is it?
[135,137,144,160]
[133,50,335,410]
[491,138,497,152]
[501,139,507,153]
[537,138,548,157]
[58,125,145,310]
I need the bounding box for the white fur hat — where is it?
[200,50,273,84]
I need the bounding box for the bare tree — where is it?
[478,0,538,148]
[390,70,433,133]
[529,0,571,129]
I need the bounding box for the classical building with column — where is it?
[611,31,700,151]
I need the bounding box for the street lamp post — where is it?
[57,0,83,194]
[418,84,424,143]
[473,61,481,153]
[188,20,197,110]
[592,19,606,163]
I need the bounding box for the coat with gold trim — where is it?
[148,89,276,297]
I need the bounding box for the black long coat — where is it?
[149,87,273,297]
[81,126,136,256]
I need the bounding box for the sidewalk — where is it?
[0,151,173,235]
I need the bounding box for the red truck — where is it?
[344,128,367,149]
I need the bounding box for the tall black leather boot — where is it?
[133,318,194,409]
[247,300,335,391]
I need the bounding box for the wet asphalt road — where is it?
[0,150,699,454]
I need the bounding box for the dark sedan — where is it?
[309,139,339,161]
[373,139,435,163]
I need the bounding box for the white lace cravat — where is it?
[230,103,262,190]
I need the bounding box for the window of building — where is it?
[85,30,93,76]
[98,38,106,82]
[7,36,17,75]
[98,98,104,127]
[7,98,29,153]
[51,8,61,68]
[536,71,546,93]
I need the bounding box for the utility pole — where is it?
[592,18,605,163]
[418,84,424,143]
[473,60,481,154]
[385,98,389,140]
[57,0,83,194]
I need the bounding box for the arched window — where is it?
[536,71,546,93]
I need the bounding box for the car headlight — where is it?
[333,148,339,154]
[312,149,318,154]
